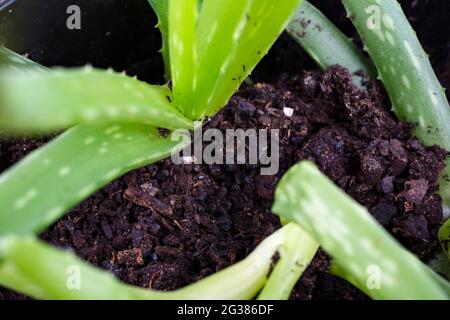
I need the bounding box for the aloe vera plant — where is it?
[1,0,449,301]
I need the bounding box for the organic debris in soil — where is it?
[0,66,447,300]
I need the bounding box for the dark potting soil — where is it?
[0,66,447,300]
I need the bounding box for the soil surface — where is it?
[0,0,449,300]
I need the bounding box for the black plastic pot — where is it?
[0,1,448,90]
[0,0,15,10]
[0,0,164,83]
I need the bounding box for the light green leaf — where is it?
[258,223,318,300]
[0,123,186,237]
[199,0,301,116]
[0,67,193,133]
[0,224,294,300]
[200,0,303,119]
[148,0,171,81]
[0,47,47,72]
[169,0,198,117]
[272,161,449,300]
[190,0,253,119]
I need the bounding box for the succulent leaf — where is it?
[0,124,186,236]
[272,161,449,299]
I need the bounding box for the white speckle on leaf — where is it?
[402,75,411,90]
[382,14,395,30]
[78,184,96,198]
[105,125,120,134]
[374,30,386,42]
[383,260,398,273]
[178,43,185,56]
[14,189,38,209]
[46,207,64,222]
[58,166,71,177]
[128,105,139,114]
[206,22,218,44]
[233,14,248,42]
[360,239,375,251]
[385,31,395,46]
[429,89,439,106]
[418,116,426,128]
[220,57,231,75]
[134,91,144,99]
[105,168,121,180]
[130,158,146,166]
[84,136,95,145]
[83,108,98,120]
[404,40,421,70]
[43,158,51,165]
[106,107,119,117]
[406,104,413,113]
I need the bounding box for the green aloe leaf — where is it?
[0,224,294,300]
[148,0,171,81]
[189,0,253,119]
[258,223,318,300]
[0,67,193,133]
[168,0,198,117]
[439,219,450,260]
[0,124,186,237]
[0,47,47,72]
[272,161,449,300]
[287,1,376,86]
[199,0,303,119]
